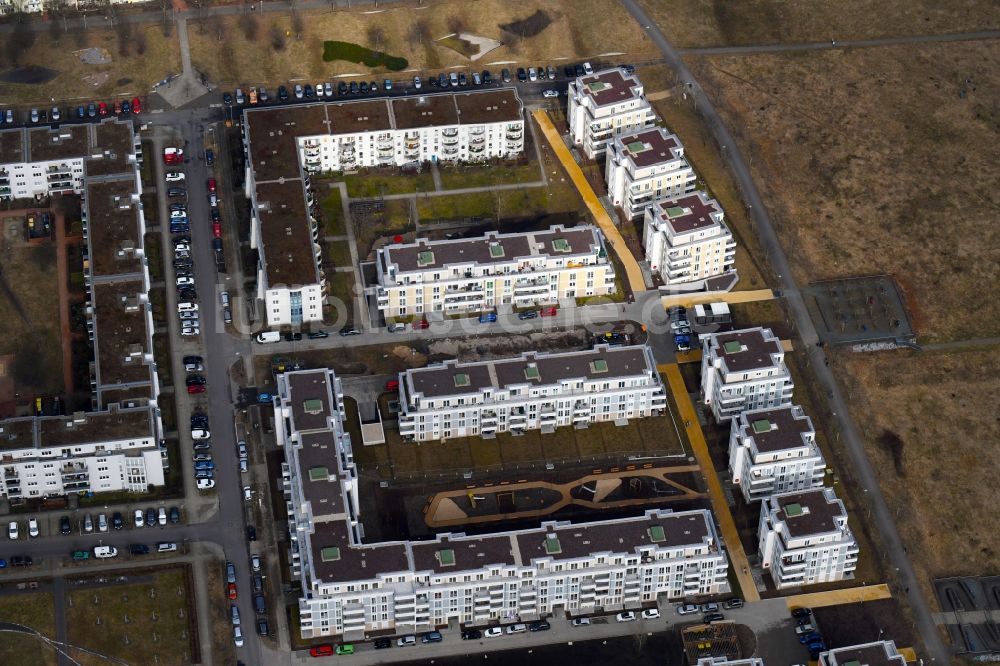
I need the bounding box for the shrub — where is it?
[321,40,408,71]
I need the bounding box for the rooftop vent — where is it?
[453,373,470,388]
[308,466,329,481]
[589,359,608,374]
[321,546,341,562]
[647,525,666,543]
[784,502,804,517]
[489,243,505,258]
[723,340,744,354]
[417,250,435,267]
[664,206,687,218]
[551,238,571,253]
[626,141,648,153]
[752,419,773,434]
[302,398,323,415]
[543,534,562,555]
[524,364,540,381]
[436,549,456,566]
[586,81,610,94]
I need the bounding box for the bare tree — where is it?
[291,10,304,41]
[47,0,66,42]
[116,16,133,56]
[270,23,286,51]
[366,25,386,55]
[135,31,147,56]
[406,18,430,51]
[4,15,36,65]
[446,16,467,36]
[239,13,259,41]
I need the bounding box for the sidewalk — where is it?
[532,109,647,294]
[660,363,760,601]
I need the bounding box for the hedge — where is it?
[321,41,408,71]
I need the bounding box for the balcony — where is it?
[442,129,459,138]
[442,146,458,157]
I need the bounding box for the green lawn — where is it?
[0,592,57,666]
[438,160,542,189]
[322,40,408,70]
[416,191,497,220]
[343,170,434,198]
[66,568,195,666]
[152,331,171,386]
[145,233,163,281]
[326,241,354,270]
[321,189,347,236]
[328,272,357,310]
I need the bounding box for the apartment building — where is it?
[294,90,524,172]
[0,407,165,497]
[375,225,615,317]
[0,120,166,499]
[397,345,667,442]
[242,91,524,328]
[643,193,736,288]
[700,327,794,422]
[606,127,696,219]
[0,125,92,200]
[697,659,766,666]
[567,68,656,160]
[729,405,826,503]
[0,0,149,13]
[758,487,859,589]
[819,641,907,666]
[276,367,730,640]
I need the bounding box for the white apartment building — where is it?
[294,90,524,173]
[819,641,907,666]
[0,119,166,499]
[243,91,524,328]
[276,367,730,640]
[0,407,165,497]
[606,127,696,219]
[729,405,826,503]
[375,225,616,318]
[0,125,92,200]
[700,327,794,422]
[758,487,859,589]
[397,345,667,442]
[567,68,656,160]
[644,193,736,288]
[0,0,150,13]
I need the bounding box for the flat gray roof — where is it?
[739,405,813,454]
[92,279,152,387]
[254,179,318,288]
[87,121,135,177]
[0,129,26,164]
[576,68,643,108]
[708,328,782,373]
[297,431,344,518]
[28,124,89,163]
[310,520,410,583]
[773,489,846,539]
[411,534,517,574]
[84,176,143,277]
[654,192,723,234]
[287,370,335,432]
[406,344,653,400]
[617,127,682,169]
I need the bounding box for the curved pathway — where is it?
[620,0,949,660]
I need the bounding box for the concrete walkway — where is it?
[532,109,648,294]
[679,30,1000,56]
[782,583,892,609]
[660,363,759,601]
[50,576,70,666]
[155,16,210,108]
[659,288,775,308]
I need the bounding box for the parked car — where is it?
[421,631,443,643]
[799,631,823,645]
[616,612,636,623]
[723,598,744,609]
[197,479,216,490]
[518,310,538,320]
[93,546,118,559]
[60,516,72,534]
[309,645,334,657]
[540,306,558,317]
[703,612,725,623]
[28,518,39,538]
[791,607,812,619]
[397,635,416,647]
[484,626,503,638]
[641,608,661,620]
[542,89,559,98]
[112,512,123,530]
[505,623,527,634]
[7,521,18,540]
[501,68,511,83]
[71,550,90,561]
[479,312,497,323]
[700,602,720,613]
[307,330,329,339]
[516,68,527,82]
[461,629,482,640]
[571,617,591,626]
[528,620,550,632]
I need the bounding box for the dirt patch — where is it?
[499,9,552,38]
[77,47,112,65]
[833,347,1000,606]
[81,72,110,88]
[426,329,587,362]
[0,66,58,84]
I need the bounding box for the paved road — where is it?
[679,30,1000,56]
[617,0,949,661]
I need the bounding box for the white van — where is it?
[93,546,118,559]
[177,302,199,313]
[255,331,281,344]
[157,542,178,553]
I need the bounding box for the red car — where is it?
[212,222,222,239]
[163,147,184,165]
[540,307,558,317]
[98,101,108,116]
[227,582,237,600]
[187,384,206,395]
[131,97,142,114]
[385,380,400,391]
[309,645,334,657]
[412,319,429,330]
[207,178,217,193]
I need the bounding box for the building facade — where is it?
[567,68,656,160]
[819,641,906,666]
[643,193,736,287]
[296,90,524,173]
[0,125,93,201]
[728,405,826,503]
[397,345,667,442]
[242,90,524,328]
[276,367,730,640]
[758,487,859,589]
[0,119,166,500]
[700,327,794,422]
[606,127,696,220]
[375,225,616,318]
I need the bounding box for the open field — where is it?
[0,215,65,398]
[640,0,1000,48]
[832,347,1000,606]
[65,567,196,666]
[438,159,541,189]
[342,170,434,198]
[0,591,57,666]
[686,42,1000,342]
[0,25,181,105]
[188,0,658,87]
[320,189,346,236]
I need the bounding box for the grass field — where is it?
[325,240,353,270]
[342,170,434,198]
[639,0,1000,48]
[833,347,1000,606]
[438,160,542,190]
[0,591,57,666]
[320,189,346,236]
[66,568,196,666]
[0,216,65,397]
[188,0,658,87]
[0,25,181,105]
[685,42,1000,341]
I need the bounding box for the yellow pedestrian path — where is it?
[783,583,892,610]
[899,647,918,662]
[660,288,775,309]
[532,109,647,294]
[661,363,759,601]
